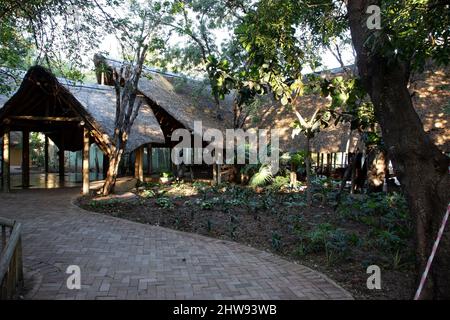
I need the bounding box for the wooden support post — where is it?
[44,135,49,173]
[333,153,337,169]
[147,144,152,175]
[212,164,217,185]
[82,127,90,195]
[327,153,332,173]
[316,152,320,170]
[16,236,23,285]
[320,153,324,173]
[2,129,10,192]
[134,147,144,182]
[217,164,221,185]
[58,135,65,183]
[22,130,30,187]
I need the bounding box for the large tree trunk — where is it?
[348,0,450,299]
[367,148,387,193]
[101,150,123,195]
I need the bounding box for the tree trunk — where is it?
[367,148,387,193]
[305,136,312,206]
[348,0,450,299]
[101,150,123,196]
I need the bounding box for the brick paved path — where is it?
[0,188,352,300]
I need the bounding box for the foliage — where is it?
[0,0,119,92]
[296,223,353,264]
[156,197,174,209]
[140,189,156,198]
[269,175,290,192]
[160,171,174,178]
[337,192,412,252]
[29,132,45,167]
[271,231,282,251]
[249,164,274,187]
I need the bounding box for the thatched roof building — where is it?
[93,55,233,141]
[244,66,450,154]
[0,66,164,153]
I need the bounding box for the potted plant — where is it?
[160,171,174,184]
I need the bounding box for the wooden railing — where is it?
[0,217,24,300]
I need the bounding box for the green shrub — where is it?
[160,171,173,178]
[337,192,412,253]
[271,231,282,251]
[300,223,353,262]
[249,164,274,187]
[200,200,214,210]
[156,197,173,209]
[140,189,156,198]
[269,175,290,191]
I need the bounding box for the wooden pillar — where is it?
[82,127,90,195]
[213,164,217,185]
[146,144,152,175]
[320,153,324,172]
[22,130,30,187]
[212,164,221,185]
[316,152,320,170]
[134,147,143,182]
[44,135,49,173]
[327,153,332,173]
[58,135,65,183]
[217,164,221,184]
[2,129,10,192]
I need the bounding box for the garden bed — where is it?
[77,181,416,300]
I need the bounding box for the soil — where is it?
[77,182,416,300]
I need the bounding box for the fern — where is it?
[249,164,274,187]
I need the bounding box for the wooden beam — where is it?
[22,130,30,187]
[82,127,90,195]
[212,164,221,185]
[58,135,65,183]
[217,164,221,185]
[44,135,49,173]
[2,129,10,192]
[134,147,144,182]
[147,144,152,175]
[8,116,82,122]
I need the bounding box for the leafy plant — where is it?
[271,231,282,251]
[140,189,156,198]
[156,197,174,209]
[249,164,274,187]
[200,200,214,210]
[269,175,290,192]
[160,171,173,178]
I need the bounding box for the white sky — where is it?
[97,1,355,77]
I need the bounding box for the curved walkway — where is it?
[0,188,352,300]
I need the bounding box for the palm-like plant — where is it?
[292,107,326,206]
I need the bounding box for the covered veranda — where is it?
[0,66,165,194]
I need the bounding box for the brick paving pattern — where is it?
[0,188,352,300]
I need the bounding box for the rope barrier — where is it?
[414,203,450,300]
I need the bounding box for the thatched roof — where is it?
[410,67,450,152]
[245,66,450,154]
[94,55,234,133]
[0,66,164,153]
[65,82,165,151]
[245,95,359,154]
